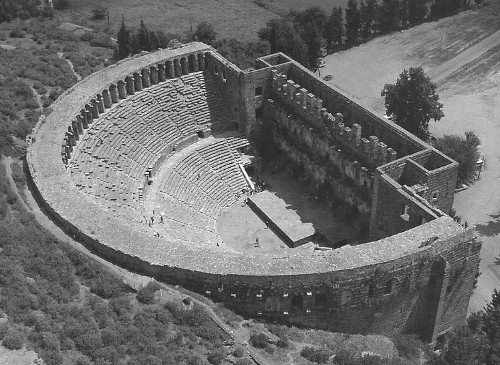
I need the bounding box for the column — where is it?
[134,72,143,91]
[90,99,99,118]
[78,114,87,130]
[109,85,119,103]
[117,80,127,99]
[96,94,105,113]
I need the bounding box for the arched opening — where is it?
[291,295,303,311]
[180,57,188,75]
[188,54,196,72]
[166,60,174,78]
[368,284,375,298]
[384,279,393,294]
[315,293,327,307]
[204,52,210,70]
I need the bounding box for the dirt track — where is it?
[324,2,500,313]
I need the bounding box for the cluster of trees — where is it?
[434,131,481,183]
[116,18,269,69]
[382,66,444,140]
[382,67,481,184]
[428,290,500,364]
[116,18,183,60]
[0,162,231,364]
[258,0,476,70]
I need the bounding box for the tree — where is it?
[116,17,131,60]
[193,21,217,45]
[53,0,70,10]
[302,21,323,69]
[380,0,401,33]
[381,67,444,140]
[324,7,344,49]
[360,0,378,39]
[345,0,361,45]
[137,19,151,52]
[258,18,308,66]
[434,131,481,183]
[408,0,428,25]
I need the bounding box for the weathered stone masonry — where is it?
[28,43,479,343]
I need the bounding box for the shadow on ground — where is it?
[475,213,500,236]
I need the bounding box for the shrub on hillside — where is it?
[2,328,25,350]
[249,332,268,348]
[136,280,161,304]
[300,346,332,364]
[207,347,227,365]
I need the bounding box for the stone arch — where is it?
[188,54,197,72]
[157,63,166,82]
[291,295,303,311]
[204,52,210,70]
[141,68,151,88]
[340,290,353,306]
[384,279,393,294]
[174,58,181,77]
[197,53,205,71]
[166,60,174,78]
[368,283,375,298]
[180,57,188,75]
[150,66,159,85]
[315,293,327,307]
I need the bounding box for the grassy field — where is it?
[61,0,347,41]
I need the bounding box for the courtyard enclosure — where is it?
[27,42,479,342]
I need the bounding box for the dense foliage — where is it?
[0,162,229,364]
[382,67,444,140]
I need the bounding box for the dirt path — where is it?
[58,52,81,82]
[427,29,500,82]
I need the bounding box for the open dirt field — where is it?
[65,0,346,41]
[323,1,500,313]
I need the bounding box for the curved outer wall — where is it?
[27,43,480,342]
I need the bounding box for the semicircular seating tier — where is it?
[68,70,236,223]
[145,136,250,246]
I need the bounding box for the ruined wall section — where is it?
[268,70,399,169]
[204,52,243,132]
[286,64,427,158]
